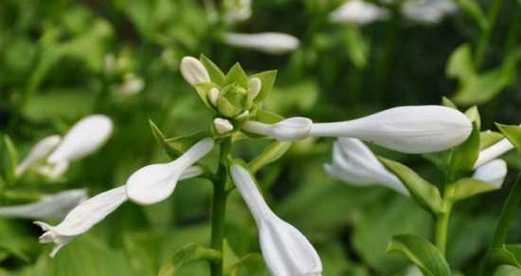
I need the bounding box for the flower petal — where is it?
[473,159,507,188]
[126,138,214,205]
[474,138,514,168]
[223,32,300,54]
[16,135,61,176]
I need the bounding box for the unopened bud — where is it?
[209,88,220,106]
[248,77,262,101]
[214,118,234,134]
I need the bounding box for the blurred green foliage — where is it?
[1,0,521,275]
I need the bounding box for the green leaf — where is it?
[497,124,521,150]
[199,54,225,86]
[253,109,283,124]
[379,157,444,214]
[446,44,475,79]
[250,70,277,103]
[489,244,521,268]
[447,124,480,180]
[447,178,499,201]
[387,234,451,276]
[442,97,457,109]
[248,141,292,174]
[494,265,521,276]
[343,26,369,69]
[480,131,504,150]
[157,243,221,276]
[225,63,249,88]
[225,253,264,276]
[456,0,488,30]
[0,135,18,185]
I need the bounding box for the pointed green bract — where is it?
[480,131,504,150]
[225,63,249,88]
[200,55,225,86]
[447,124,480,181]
[447,178,499,202]
[497,123,521,150]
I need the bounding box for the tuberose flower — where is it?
[329,0,389,25]
[0,189,87,220]
[324,138,408,195]
[126,138,215,205]
[243,106,472,154]
[231,164,323,276]
[222,32,300,54]
[35,165,203,257]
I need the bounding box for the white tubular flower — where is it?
[180,56,210,86]
[324,138,408,195]
[473,159,507,188]
[242,117,313,141]
[402,0,457,24]
[474,138,514,168]
[126,138,215,205]
[231,164,322,276]
[214,118,234,134]
[309,105,472,154]
[0,189,87,220]
[15,135,62,177]
[329,0,389,25]
[222,32,300,55]
[45,115,113,178]
[35,186,127,258]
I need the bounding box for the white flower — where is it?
[248,77,262,100]
[34,165,203,257]
[214,118,234,134]
[402,0,457,24]
[324,138,408,195]
[309,105,472,153]
[115,73,145,95]
[222,32,300,54]
[126,138,215,205]
[15,135,62,177]
[473,159,507,188]
[242,117,313,141]
[224,0,252,23]
[231,164,323,276]
[0,189,87,220]
[329,0,389,25]
[35,186,127,258]
[474,138,514,168]
[180,56,210,86]
[208,88,220,106]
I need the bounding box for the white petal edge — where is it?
[474,138,514,168]
[473,159,507,188]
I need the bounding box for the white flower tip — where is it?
[248,77,262,100]
[271,117,313,140]
[208,88,220,106]
[329,0,388,25]
[16,135,62,176]
[214,118,234,134]
[473,159,507,188]
[180,56,210,86]
[223,32,300,54]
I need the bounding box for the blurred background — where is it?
[1,0,521,275]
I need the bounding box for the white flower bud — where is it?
[474,138,514,168]
[208,88,220,106]
[248,77,262,100]
[214,118,234,134]
[324,138,408,195]
[15,135,61,177]
[473,159,507,188]
[403,0,457,24]
[329,0,389,25]
[309,105,472,154]
[126,138,214,205]
[116,73,144,95]
[231,164,322,276]
[224,0,252,23]
[223,32,300,54]
[242,117,313,141]
[0,189,87,220]
[180,56,210,86]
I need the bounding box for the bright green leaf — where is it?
[200,54,225,86]
[157,243,221,276]
[497,124,521,150]
[447,178,499,202]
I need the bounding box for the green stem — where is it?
[435,205,452,256]
[209,138,231,276]
[475,0,504,67]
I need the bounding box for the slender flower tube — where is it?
[126,138,215,205]
[324,138,408,195]
[0,189,87,220]
[473,159,507,188]
[474,139,514,168]
[34,165,202,257]
[222,32,300,54]
[309,106,472,153]
[180,57,210,86]
[231,164,322,276]
[44,115,113,178]
[15,135,62,177]
[242,117,313,141]
[329,0,389,25]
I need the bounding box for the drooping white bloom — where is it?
[473,159,507,188]
[214,118,234,134]
[15,135,62,177]
[329,0,389,25]
[180,57,210,86]
[402,0,457,24]
[324,138,408,195]
[223,32,300,54]
[0,189,87,220]
[44,115,113,178]
[224,0,252,23]
[309,106,472,153]
[126,138,215,205]
[242,117,313,141]
[231,164,322,276]
[474,138,514,168]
